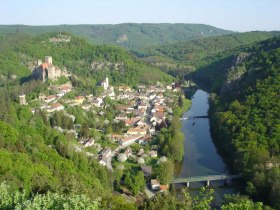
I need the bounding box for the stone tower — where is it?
[45,56,52,65]
[19,93,27,105]
[48,66,56,80]
[37,59,42,66]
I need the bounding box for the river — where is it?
[175,89,239,203]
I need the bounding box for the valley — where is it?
[0,23,279,209]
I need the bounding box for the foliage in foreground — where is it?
[0,182,99,210]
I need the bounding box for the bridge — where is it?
[180,115,208,120]
[170,174,242,187]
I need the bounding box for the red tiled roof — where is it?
[42,63,49,69]
[160,185,168,191]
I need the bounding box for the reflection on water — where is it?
[174,89,239,203]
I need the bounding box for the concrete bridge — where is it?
[170,174,242,187]
[180,115,208,120]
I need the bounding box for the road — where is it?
[144,185,155,199]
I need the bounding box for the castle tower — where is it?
[37,59,42,66]
[19,93,27,105]
[45,56,52,65]
[48,66,56,80]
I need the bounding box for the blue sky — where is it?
[0,0,279,32]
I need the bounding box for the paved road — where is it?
[144,185,155,199]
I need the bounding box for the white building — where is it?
[101,76,109,90]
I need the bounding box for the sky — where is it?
[0,0,279,32]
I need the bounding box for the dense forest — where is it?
[135,31,280,79]
[207,37,280,209]
[0,23,232,49]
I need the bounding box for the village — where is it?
[19,56,187,196]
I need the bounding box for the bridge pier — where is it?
[206,180,210,187]
[186,182,190,188]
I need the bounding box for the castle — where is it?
[32,56,62,82]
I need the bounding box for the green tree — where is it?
[154,160,174,184]
[130,171,145,195]
[221,194,263,210]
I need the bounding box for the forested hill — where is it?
[135,31,280,78]
[0,32,172,89]
[0,23,233,49]
[209,36,280,209]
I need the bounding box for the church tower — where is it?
[19,93,27,105]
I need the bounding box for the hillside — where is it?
[0,23,233,49]
[0,32,172,89]
[135,31,280,78]
[207,37,280,209]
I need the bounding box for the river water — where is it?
[174,89,238,203]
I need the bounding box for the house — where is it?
[101,148,112,159]
[92,97,103,107]
[47,103,64,113]
[116,105,128,112]
[150,112,166,125]
[125,117,140,126]
[166,85,172,90]
[138,138,148,145]
[159,185,169,192]
[118,85,132,92]
[136,120,146,126]
[149,93,157,100]
[127,128,146,135]
[115,113,128,121]
[99,111,105,116]
[151,179,160,190]
[118,134,143,146]
[99,158,107,166]
[137,148,145,157]
[75,96,85,104]
[117,153,127,162]
[82,104,91,111]
[39,93,46,100]
[84,138,95,147]
[59,84,72,93]
[124,147,132,157]
[44,95,57,103]
[150,150,158,158]
[141,166,152,177]
[138,102,147,110]
[111,134,124,141]
[126,107,135,114]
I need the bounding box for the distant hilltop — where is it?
[0,23,233,49]
[49,33,71,43]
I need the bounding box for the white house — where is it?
[44,95,57,103]
[84,138,95,147]
[99,158,107,166]
[47,103,64,113]
[151,179,160,190]
[101,148,112,159]
[118,134,143,146]
[92,97,103,107]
